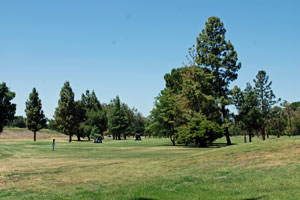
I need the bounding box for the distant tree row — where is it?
[51,81,146,142]
[231,98,300,141]
[0,81,146,142]
[231,70,280,142]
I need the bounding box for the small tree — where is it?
[25,88,47,141]
[266,106,286,137]
[150,89,183,145]
[54,81,76,142]
[108,96,128,140]
[254,70,276,140]
[232,84,261,142]
[81,90,107,140]
[0,82,16,133]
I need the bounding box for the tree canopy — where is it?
[108,96,129,140]
[54,81,76,142]
[25,88,47,141]
[195,16,242,145]
[0,82,16,133]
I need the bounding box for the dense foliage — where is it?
[147,16,241,146]
[0,82,16,133]
[195,16,241,145]
[25,88,47,141]
[54,81,77,142]
[6,116,26,128]
[79,90,107,140]
[108,96,129,140]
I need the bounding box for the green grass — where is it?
[1,136,300,199]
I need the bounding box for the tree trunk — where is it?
[262,128,266,141]
[77,135,81,141]
[221,106,232,145]
[170,124,175,146]
[34,131,36,142]
[113,134,116,140]
[170,137,175,146]
[118,133,121,140]
[69,134,72,142]
[267,133,269,139]
[288,107,293,136]
[249,131,252,143]
[124,135,127,140]
[225,127,232,145]
[88,135,90,141]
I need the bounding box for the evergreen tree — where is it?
[0,82,16,133]
[283,101,296,136]
[74,100,86,141]
[54,81,76,142]
[254,70,276,140]
[108,96,128,140]
[148,66,221,146]
[232,84,261,142]
[289,101,300,111]
[150,89,184,145]
[195,16,242,145]
[181,66,218,120]
[81,90,107,140]
[266,106,286,137]
[25,88,47,141]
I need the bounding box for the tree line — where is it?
[0,81,147,142]
[0,16,298,145]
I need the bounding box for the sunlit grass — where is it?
[1,134,300,199]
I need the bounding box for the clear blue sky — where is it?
[1,0,299,119]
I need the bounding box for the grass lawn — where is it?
[1,131,300,200]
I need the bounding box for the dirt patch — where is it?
[0,130,68,142]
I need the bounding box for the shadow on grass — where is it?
[209,142,237,148]
[131,198,157,200]
[164,142,237,149]
[75,140,92,142]
[241,196,264,200]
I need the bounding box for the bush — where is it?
[176,113,224,147]
[7,116,26,128]
[91,126,101,138]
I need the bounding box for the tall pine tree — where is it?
[25,88,47,141]
[54,81,76,142]
[195,16,242,145]
[254,70,276,140]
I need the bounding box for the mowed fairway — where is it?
[1,131,300,199]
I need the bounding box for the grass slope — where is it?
[1,136,300,200]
